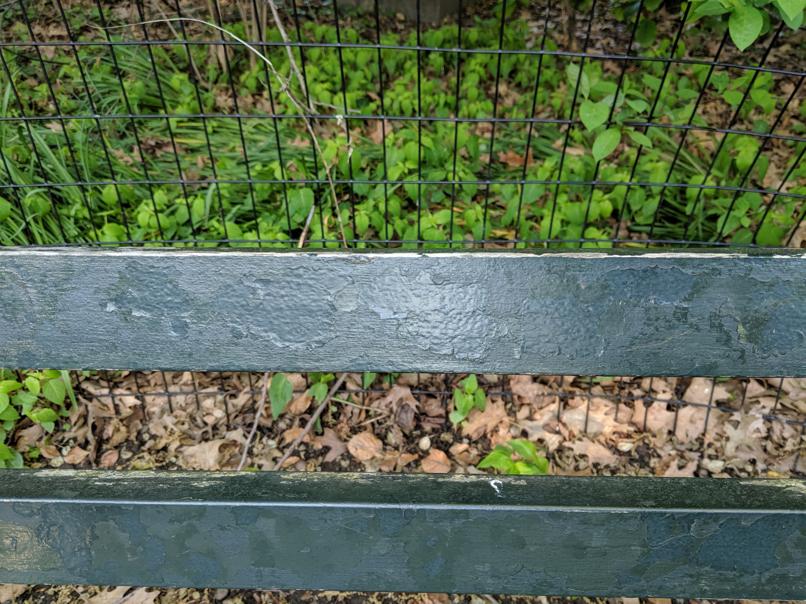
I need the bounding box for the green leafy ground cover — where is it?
[0,0,803,248]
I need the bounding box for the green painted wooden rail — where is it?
[1,248,805,597]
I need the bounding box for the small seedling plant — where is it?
[450,374,486,425]
[0,369,76,468]
[478,438,550,475]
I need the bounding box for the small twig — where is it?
[265,0,310,110]
[297,202,317,248]
[237,371,270,470]
[357,414,389,428]
[275,373,347,469]
[330,396,382,412]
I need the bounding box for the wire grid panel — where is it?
[0,0,803,249]
[68,370,805,475]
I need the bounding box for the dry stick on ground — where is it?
[99,17,348,247]
[237,371,271,470]
[275,373,348,469]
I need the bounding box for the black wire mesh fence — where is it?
[0,1,804,476]
[0,0,803,249]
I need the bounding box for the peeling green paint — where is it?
[0,471,804,597]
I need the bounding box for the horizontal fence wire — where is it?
[47,370,803,476]
[0,0,803,249]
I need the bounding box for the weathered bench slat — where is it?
[0,470,804,597]
[1,248,805,375]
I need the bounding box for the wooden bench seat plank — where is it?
[1,248,805,375]
[1,470,804,598]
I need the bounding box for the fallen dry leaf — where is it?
[14,424,43,449]
[100,449,120,468]
[395,399,417,433]
[684,377,729,405]
[0,584,26,604]
[509,375,551,406]
[497,147,533,168]
[313,427,346,463]
[379,450,418,472]
[663,458,699,477]
[462,400,508,440]
[39,445,60,460]
[347,431,383,462]
[86,586,131,604]
[63,446,90,465]
[675,404,728,443]
[179,439,237,471]
[120,588,159,604]
[287,392,312,415]
[562,397,631,438]
[632,401,677,434]
[421,448,451,473]
[570,439,618,467]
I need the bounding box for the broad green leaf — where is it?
[448,409,466,425]
[690,0,730,22]
[625,97,649,113]
[0,443,15,461]
[635,19,657,45]
[779,4,804,28]
[102,184,119,206]
[565,63,590,99]
[362,372,377,389]
[13,391,37,413]
[61,370,77,407]
[43,378,66,405]
[592,128,621,162]
[462,374,478,394]
[579,100,610,131]
[0,197,11,222]
[533,456,550,474]
[513,460,543,475]
[627,129,653,148]
[729,4,763,51]
[24,376,40,396]
[0,405,19,422]
[0,380,21,394]
[722,89,744,106]
[755,222,787,246]
[269,373,294,418]
[777,0,805,21]
[473,388,486,410]
[477,447,514,471]
[355,211,370,234]
[29,408,58,424]
[508,439,541,465]
[0,393,8,415]
[453,390,474,415]
[308,381,328,403]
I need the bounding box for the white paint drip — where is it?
[490,479,503,498]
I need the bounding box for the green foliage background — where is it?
[0,0,803,249]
